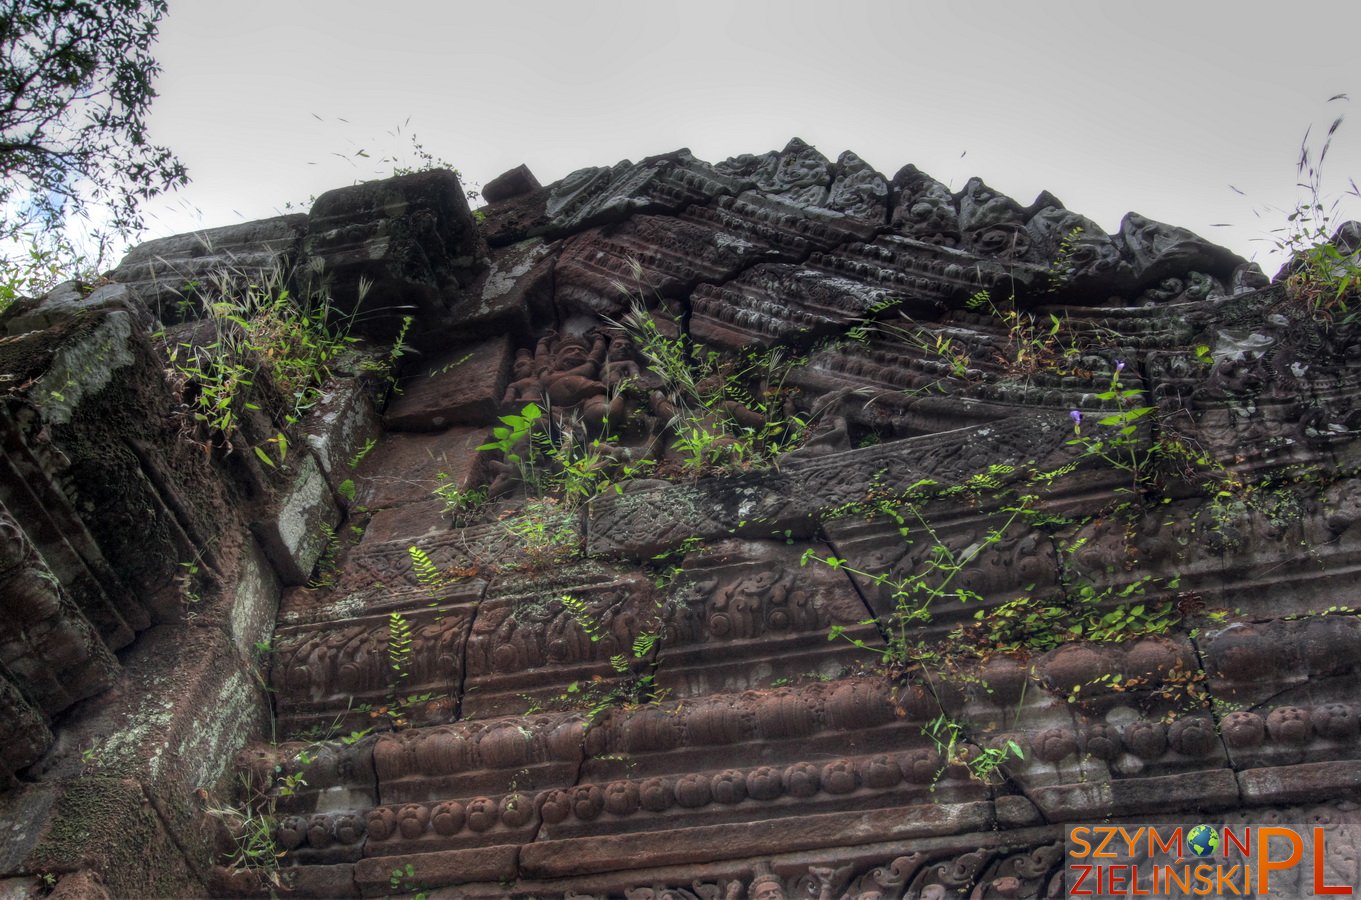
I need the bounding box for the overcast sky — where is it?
[139,1,1361,278]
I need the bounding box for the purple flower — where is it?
[1070,409,1083,424]
[1114,359,1126,373]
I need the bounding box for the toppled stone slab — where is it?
[482,163,542,205]
[384,336,514,431]
[301,169,483,342]
[300,377,383,494]
[110,214,308,325]
[354,427,488,510]
[253,451,341,586]
[446,238,556,339]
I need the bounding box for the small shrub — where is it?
[161,265,359,452]
[1271,98,1361,323]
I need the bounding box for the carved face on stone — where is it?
[1026,207,1124,287]
[906,192,961,245]
[513,349,536,378]
[749,876,786,900]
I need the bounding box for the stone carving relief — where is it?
[272,605,474,734]
[12,135,1360,898]
[0,506,117,719]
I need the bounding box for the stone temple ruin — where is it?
[1,137,1360,898]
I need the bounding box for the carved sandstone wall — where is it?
[1,140,1360,898]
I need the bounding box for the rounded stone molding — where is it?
[537,789,571,825]
[1312,703,1360,742]
[821,759,860,795]
[1041,644,1115,695]
[396,803,429,839]
[305,814,334,849]
[1168,716,1218,758]
[1302,618,1361,676]
[623,705,684,752]
[1122,721,1167,760]
[365,807,396,841]
[1206,625,1276,682]
[431,800,466,835]
[859,754,902,789]
[1266,707,1313,746]
[332,812,365,844]
[499,792,532,827]
[825,679,893,730]
[566,786,602,822]
[603,780,641,816]
[745,765,785,800]
[639,776,673,812]
[1122,636,1194,682]
[478,722,533,769]
[784,761,821,798]
[674,773,713,808]
[276,815,307,850]
[900,749,943,784]
[1081,723,1122,760]
[711,769,748,804]
[684,699,750,746]
[1033,728,1077,763]
[1220,711,1265,748]
[755,691,818,739]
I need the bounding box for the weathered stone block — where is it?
[555,213,774,319]
[0,677,52,779]
[481,163,541,205]
[823,497,1060,640]
[300,377,382,494]
[47,870,112,900]
[586,416,1075,559]
[252,451,341,586]
[110,214,308,324]
[325,523,493,616]
[384,335,514,431]
[25,777,204,898]
[358,499,449,546]
[446,237,556,339]
[0,505,119,721]
[1026,769,1240,822]
[370,711,587,805]
[1236,760,1361,805]
[518,802,995,878]
[353,844,519,895]
[301,169,482,341]
[228,539,281,660]
[275,863,361,899]
[0,300,233,632]
[0,785,57,875]
[354,427,488,510]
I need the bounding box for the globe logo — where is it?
[1187,824,1220,858]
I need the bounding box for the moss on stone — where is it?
[30,777,201,898]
